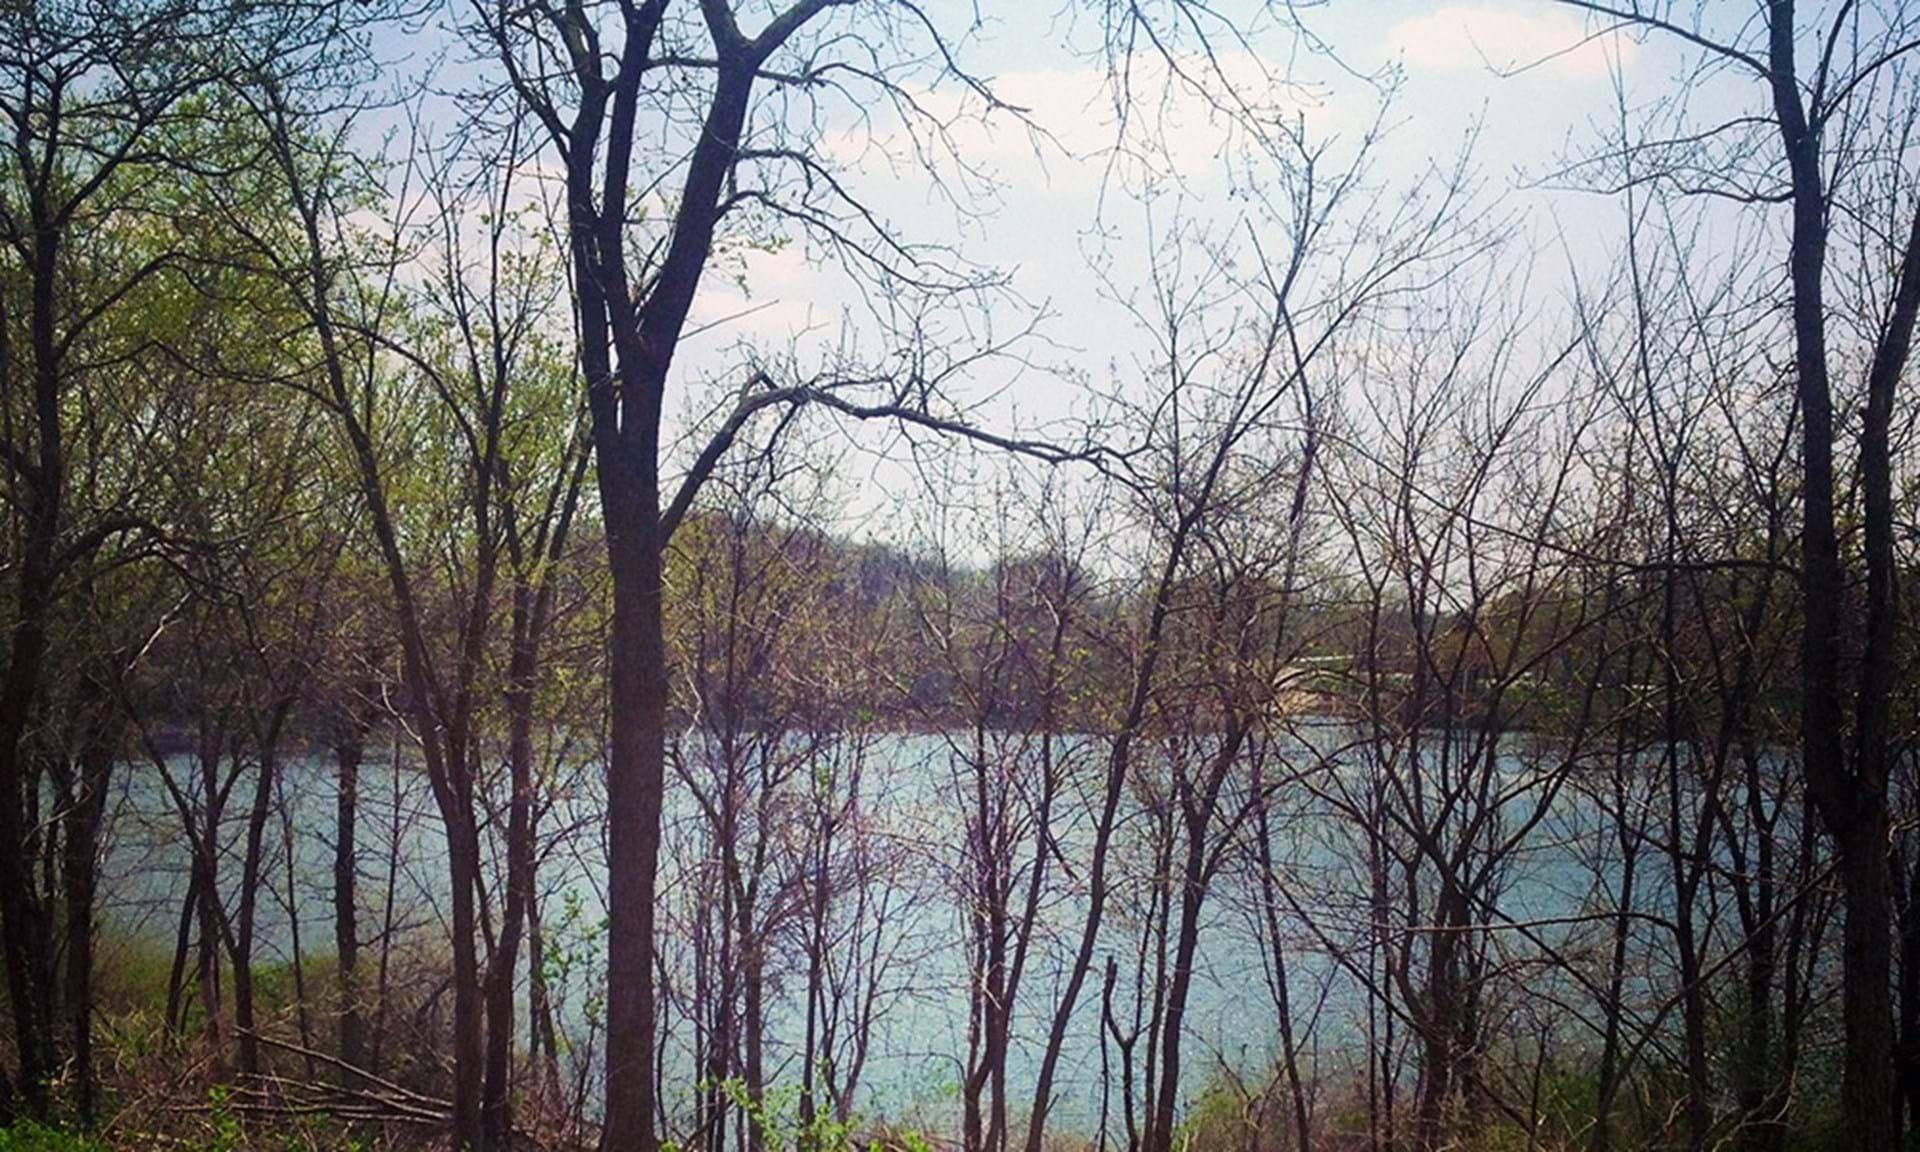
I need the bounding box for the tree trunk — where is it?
[484,589,544,1149]
[334,727,364,1077]
[1838,806,1898,1149]
[1765,7,1911,1151]
[231,703,291,1075]
[0,226,67,1118]
[444,807,488,1149]
[597,457,670,1152]
[61,709,115,1123]
[1146,834,1209,1152]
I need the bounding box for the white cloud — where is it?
[824,50,1338,197]
[682,241,836,351]
[1383,4,1636,79]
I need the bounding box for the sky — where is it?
[390,1,1770,544]
[668,4,1662,383]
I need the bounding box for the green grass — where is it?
[0,1121,105,1152]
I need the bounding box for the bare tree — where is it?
[1548,5,1920,1145]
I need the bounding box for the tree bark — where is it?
[0,223,67,1117]
[333,712,367,1077]
[60,689,116,1123]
